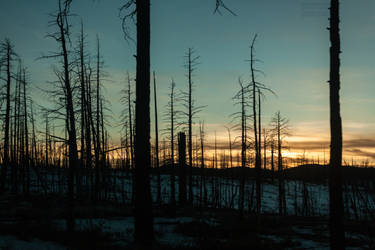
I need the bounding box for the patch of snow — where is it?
[0,235,66,250]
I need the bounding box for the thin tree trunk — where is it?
[153,71,161,204]
[57,0,78,232]
[178,132,187,206]
[22,69,30,194]
[256,88,262,218]
[238,80,246,217]
[187,48,193,204]
[169,80,176,206]
[0,41,12,192]
[126,72,135,202]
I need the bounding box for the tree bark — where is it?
[328,0,345,248]
[134,0,153,247]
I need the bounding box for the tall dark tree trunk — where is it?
[94,36,102,201]
[169,80,176,206]
[250,34,261,219]
[238,80,246,217]
[45,113,49,167]
[328,0,345,248]
[55,0,78,232]
[22,69,30,194]
[126,72,135,202]
[12,68,19,193]
[256,88,262,219]
[263,128,267,170]
[153,71,161,204]
[277,114,284,215]
[271,139,274,183]
[134,0,153,247]
[79,23,87,195]
[0,40,12,192]
[85,63,92,172]
[199,122,206,207]
[274,111,286,216]
[187,48,193,204]
[178,132,187,206]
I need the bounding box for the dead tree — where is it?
[248,34,274,219]
[178,132,187,206]
[271,111,289,216]
[121,0,154,246]
[224,126,234,169]
[232,78,250,217]
[163,79,180,206]
[0,39,17,192]
[199,121,207,207]
[120,71,135,201]
[270,137,275,183]
[45,0,78,232]
[328,0,345,248]
[263,128,267,171]
[181,48,204,204]
[153,71,161,204]
[22,67,30,194]
[84,52,92,174]
[78,22,87,189]
[95,36,103,200]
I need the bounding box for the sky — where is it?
[0,0,375,165]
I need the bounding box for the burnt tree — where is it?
[328,0,345,248]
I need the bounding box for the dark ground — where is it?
[0,194,373,249]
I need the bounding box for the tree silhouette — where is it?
[120,71,135,201]
[163,79,180,207]
[248,34,274,220]
[232,77,250,217]
[270,111,289,216]
[0,39,17,193]
[181,48,204,204]
[153,71,161,204]
[134,0,153,247]
[44,0,79,232]
[328,0,345,248]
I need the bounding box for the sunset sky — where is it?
[1,0,374,165]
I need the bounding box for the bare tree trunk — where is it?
[134,0,153,246]
[55,0,78,232]
[0,40,13,192]
[126,72,135,202]
[78,23,87,196]
[12,70,19,193]
[187,48,193,204]
[274,111,286,216]
[22,68,30,194]
[178,132,187,206]
[238,80,246,217]
[199,122,206,207]
[153,71,161,204]
[263,128,267,170]
[271,139,274,183]
[45,113,49,167]
[328,0,345,248]
[169,80,176,207]
[256,88,262,219]
[94,36,102,201]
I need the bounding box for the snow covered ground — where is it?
[0,169,374,249]
[0,235,66,250]
[21,169,375,219]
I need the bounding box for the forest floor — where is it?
[0,194,373,249]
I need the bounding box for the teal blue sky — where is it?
[1,0,375,163]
